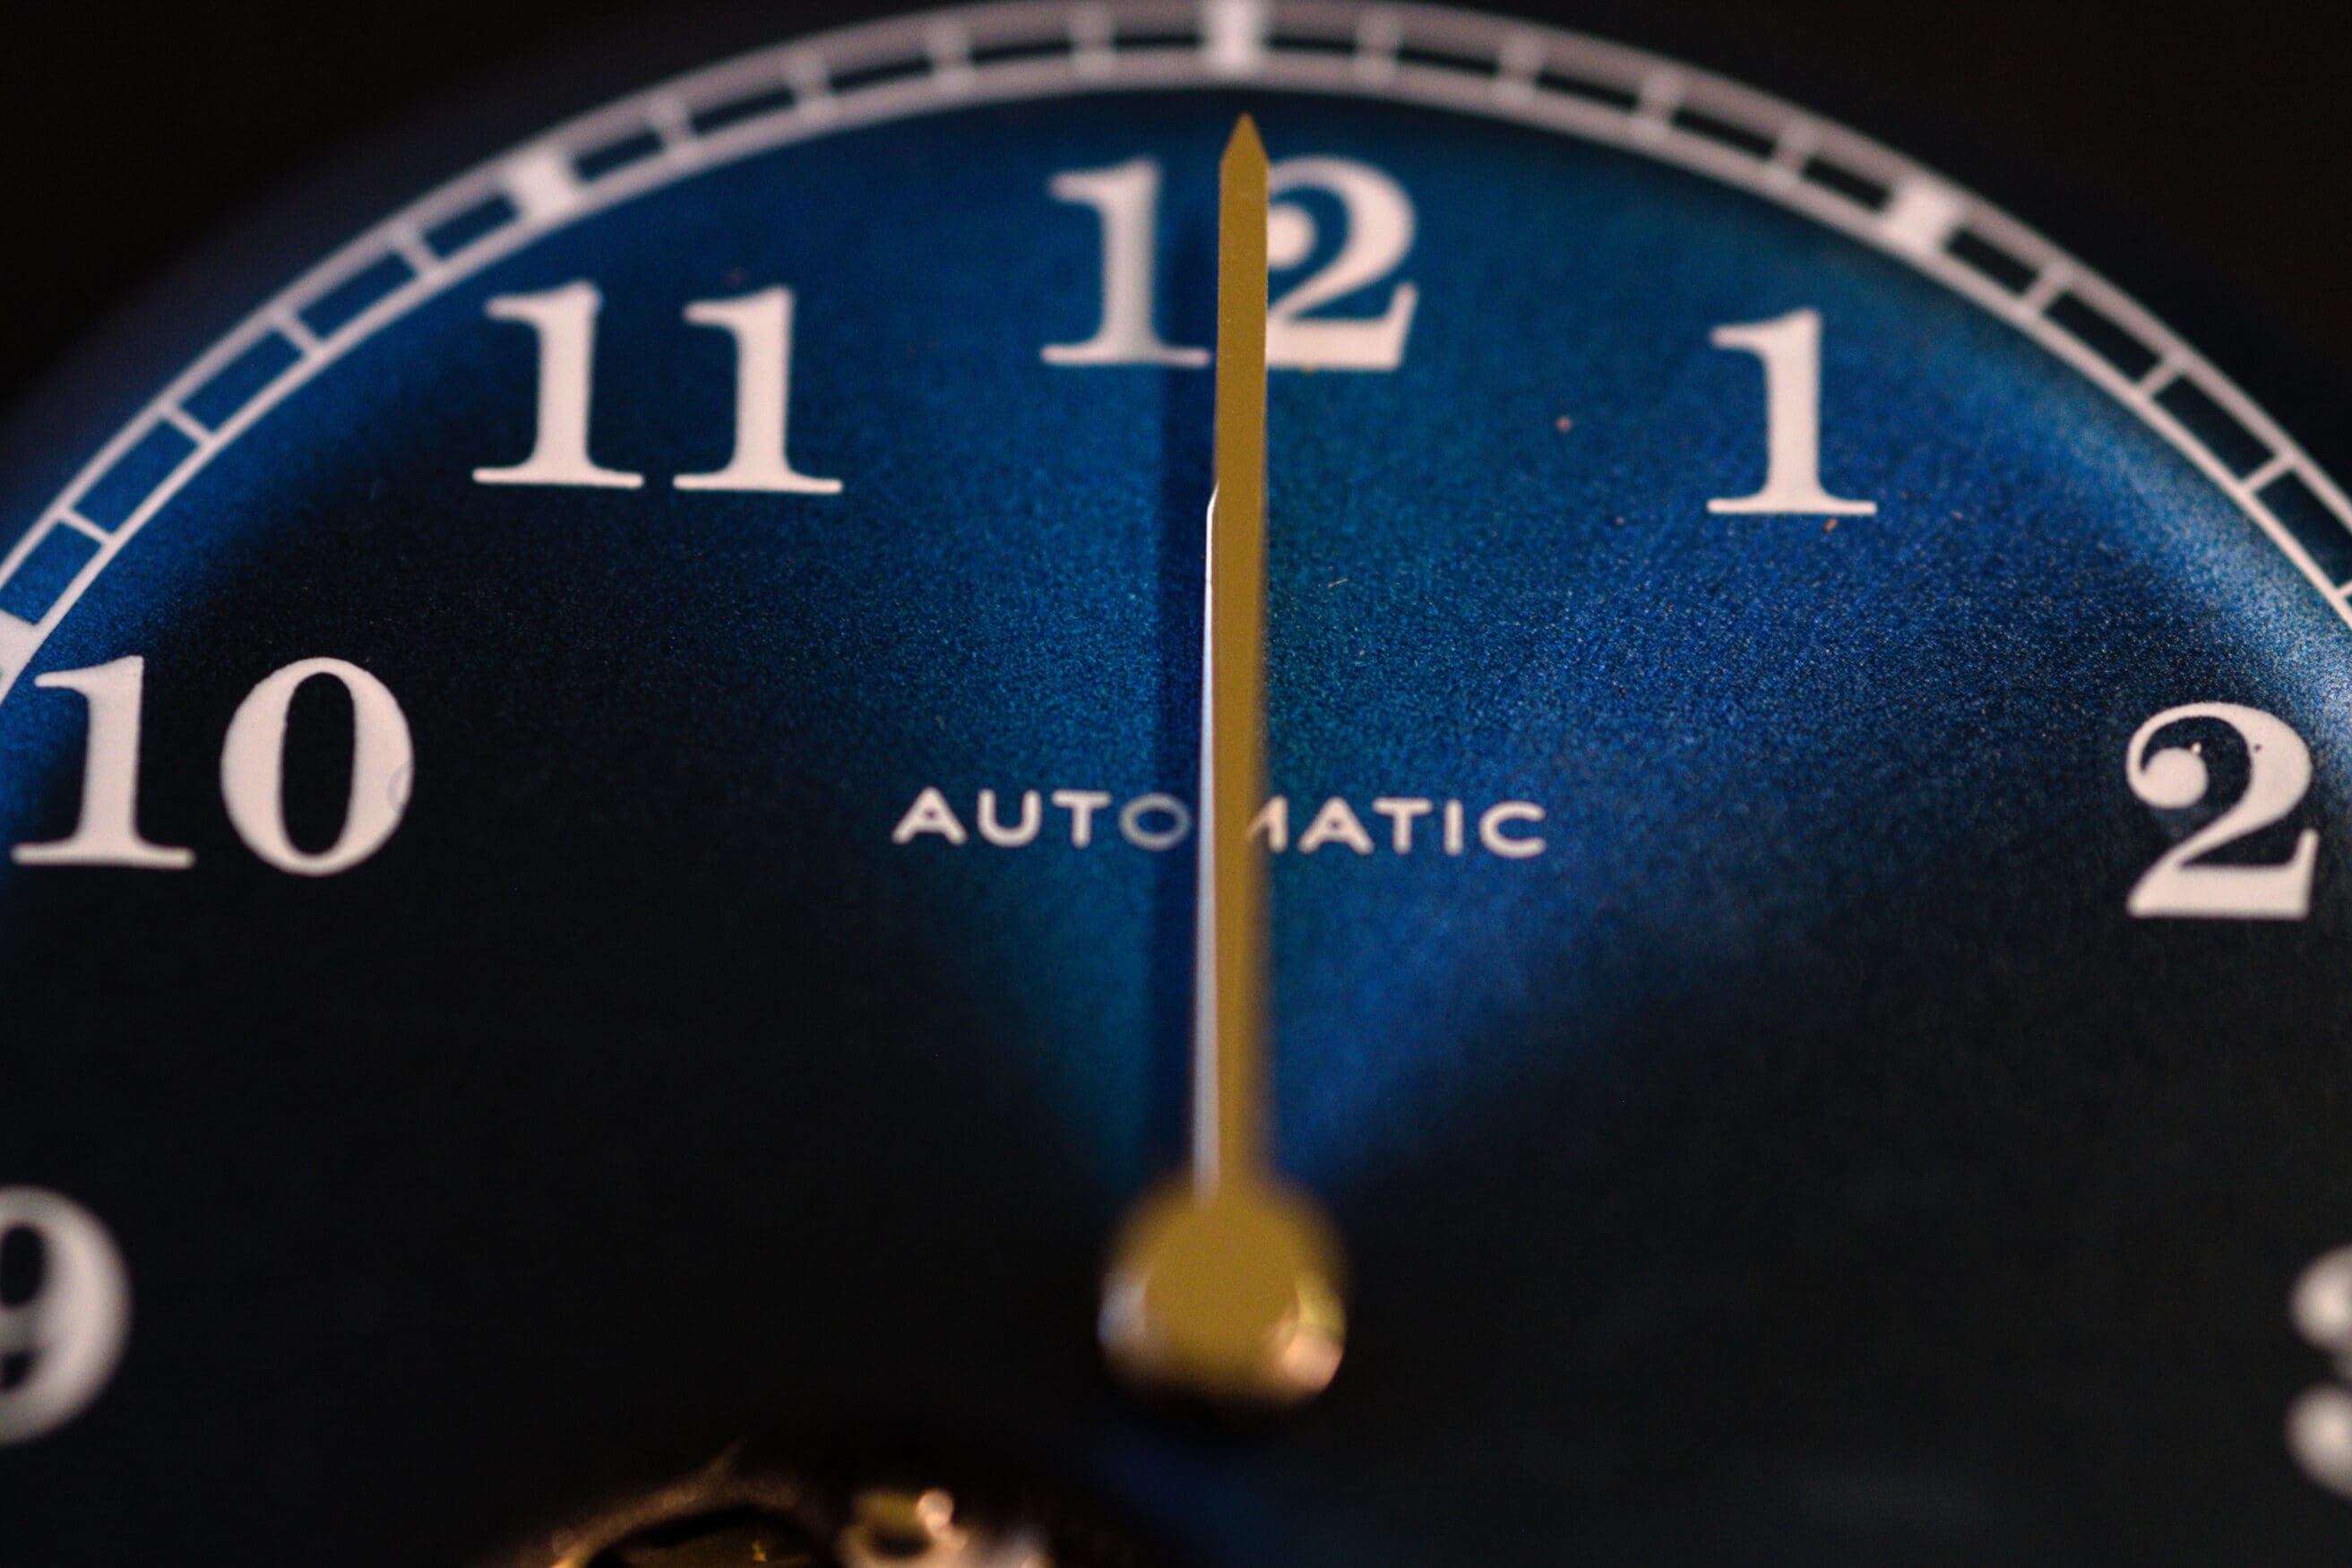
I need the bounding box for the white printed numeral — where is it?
[2292,1246,2352,1499]
[1043,160,1210,367]
[476,280,840,492]
[221,659,415,876]
[11,657,193,869]
[676,289,841,494]
[0,1188,130,1446]
[1045,155,1419,372]
[13,656,413,876]
[1708,308,1876,516]
[473,281,644,488]
[1265,157,1418,372]
[2125,702,2317,920]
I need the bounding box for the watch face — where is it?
[4,2,2352,1564]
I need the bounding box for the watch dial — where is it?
[4,4,2351,1564]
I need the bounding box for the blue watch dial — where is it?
[4,4,2351,1564]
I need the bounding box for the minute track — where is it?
[5,0,2352,706]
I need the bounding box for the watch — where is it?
[4,3,2350,1563]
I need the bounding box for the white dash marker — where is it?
[1495,32,1543,101]
[501,146,585,224]
[1071,4,1115,75]
[1203,0,1268,77]
[1877,177,1965,261]
[929,24,978,91]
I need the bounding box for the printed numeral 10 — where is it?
[12,656,413,876]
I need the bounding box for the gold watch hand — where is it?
[1098,116,1348,1411]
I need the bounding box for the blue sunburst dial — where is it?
[4,4,2352,1564]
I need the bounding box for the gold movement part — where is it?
[513,1454,1043,1568]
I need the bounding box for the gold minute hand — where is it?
[1099,116,1348,1412]
[1206,111,1271,1193]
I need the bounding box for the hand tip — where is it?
[1225,113,1266,161]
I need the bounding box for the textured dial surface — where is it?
[3,6,2351,1564]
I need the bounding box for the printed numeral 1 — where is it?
[1708,308,1876,516]
[10,657,192,868]
[1042,160,1209,367]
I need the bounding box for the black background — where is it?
[2,0,2350,429]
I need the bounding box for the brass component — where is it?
[507,1460,1050,1568]
[607,1519,812,1568]
[529,1452,815,1568]
[1207,113,1273,1194]
[836,1486,1050,1568]
[843,1488,967,1561]
[1097,118,1348,1413]
[1100,1177,1346,1408]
